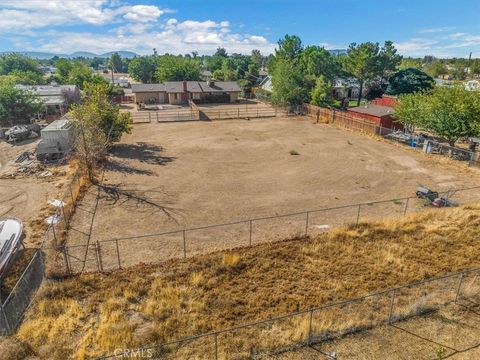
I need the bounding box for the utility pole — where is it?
[110,54,115,85]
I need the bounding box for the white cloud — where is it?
[0,1,276,55]
[418,27,455,34]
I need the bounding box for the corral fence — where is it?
[0,167,88,335]
[95,267,480,359]
[53,186,480,274]
[303,104,478,167]
[130,101,291,123]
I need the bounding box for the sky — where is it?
[0,0,479,57]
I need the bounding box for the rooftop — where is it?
[42,117,72,131]
[348,104,395,117]
[15,84,77,96]
[132,81,241,94]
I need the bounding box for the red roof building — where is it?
[347,96,403,130]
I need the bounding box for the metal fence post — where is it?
[249,220,253,246]
[116,239,121,269]
[183,230,187,258]
[403,198,410,216]
[69,183,74,203]
[307,309,314,345]
[148,112,151,122]
[388,289,397,323]
[305,212,309,237]
[214,333,218,360]
[156,112,159,122]
[61,204,68,229]
[95,242,103,272]
[51,222,57,243]
[455,273,464,303]
[63,246,72,274]
[356,204,361,226]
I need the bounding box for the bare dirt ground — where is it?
[0,140,70,247]
[65,116,480,270]
[270,299,480,360]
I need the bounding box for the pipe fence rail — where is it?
[0,167,87,336]
[51,185,480,274]
[94,267,480,359]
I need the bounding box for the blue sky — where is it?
[0,0,479,57]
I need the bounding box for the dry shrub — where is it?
[221,253,241,267]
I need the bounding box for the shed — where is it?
[347,104,403,131]
[36,117,74,160]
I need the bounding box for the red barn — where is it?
[347,96,403,131]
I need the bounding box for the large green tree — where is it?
[395,86,480,145]
[310,75,333,107]
[128,56,158,83]
[342,41,401,105]
[155,55,201,82]
[0,53,42,75]
[0,79,46,127]
[386,68,434,95]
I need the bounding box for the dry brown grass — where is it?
[8,204,480,359]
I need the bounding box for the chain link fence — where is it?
[52,186,480,274]
[0,167,87,335]
[94,267,480,359]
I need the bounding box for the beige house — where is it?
[132,81,241,105]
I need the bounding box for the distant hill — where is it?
[328,49,347,56]
[0,50,138,59]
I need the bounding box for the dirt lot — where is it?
[0,139,70,247]
[66,116,480,269]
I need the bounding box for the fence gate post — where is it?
[455,273,464,303]
[148,112,151,123]
[356,204,362,226]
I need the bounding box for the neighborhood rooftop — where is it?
[131,81,241,94]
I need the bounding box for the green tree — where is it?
[270,58,308,105]
[0,79,46,127]
[470,59,480,76]
[425,61,447,78]
[109,53,123,73]
[275,35,303,62]
[310,75,333,106]
[300,46,340,82]
[70,83,132,179]
[343,42,382,105]
[386,68,434,95]
[451,62,466,80]
[156,55,201,82]
[0,53,41,75]
[395,86,480,145]
[399,58,423,70]
[378,40,402,83]
[251,49,263,68]
[128,56,158,83]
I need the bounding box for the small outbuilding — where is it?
[36,117,74,161]
[347,96,403,131]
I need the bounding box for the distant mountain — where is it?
[328,49,347,56]
[0,50,138,59]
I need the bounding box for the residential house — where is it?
[258,75,272,93]
[15,84,80,121]
[131,80,241,105]
[332,78,362,100]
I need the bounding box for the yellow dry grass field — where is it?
[4,204,480,359]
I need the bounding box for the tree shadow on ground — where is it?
[103,158,154,176]
[97,183,183,223]
[109,142,175,166]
